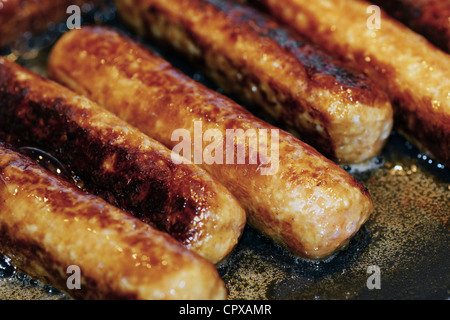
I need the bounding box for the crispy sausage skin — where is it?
[369,0,450,53]
[112,0,393,165]
[251,0,450,167]
[48,26,374,260]
[0,0,100,48]
[0,58,246,264]
[0,143,227,300]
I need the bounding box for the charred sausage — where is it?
[0,58,246,264]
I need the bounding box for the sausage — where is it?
[0,58,246,264]
[0,142,227,300]
[112,0,394,165]
[250,0,450,167]
[48,26,374,260]
[369,0,450,53]
[0,0,100,48]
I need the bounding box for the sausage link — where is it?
[369,0,450,53]
[48,26,374,260]
[251,0,450,167]
[0,142,227,299]
[0,58,246,264]
[0,0,100,48]
[112,0,393,164]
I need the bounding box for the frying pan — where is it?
[0,2,448,300]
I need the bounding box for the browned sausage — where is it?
[369,0,450,53]
[251,0,450,167]
[48,26,374,260]
[0,142,227,299]
[112,0,394,165]
[0,0,101,48]
[0,57,246,264]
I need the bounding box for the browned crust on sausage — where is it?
[48,26,374,260]
[0,142,227,299]
[114,0,393,164]
[0,58,246,264]
[370,0,450,53]
[254,0,450,167]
